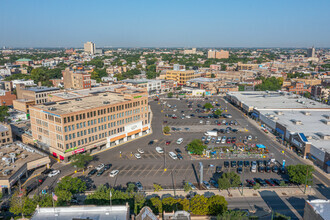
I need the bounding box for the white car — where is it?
[199,120,203,124]
[173,109,177,112]
[247,135,252,140]
[96,163,105,171]
[137,148,144,154]
[206,136,211,141]
[134,153,141,159]
[221,136,226,144]
[48,170,60,177]
[185,115,191,119]
[169,152,178,160]
[176,138,183,144]
[216,137,221,144]
[155,147,164,154]
[109,170,119,177]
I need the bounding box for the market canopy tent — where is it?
[256,144,266,149]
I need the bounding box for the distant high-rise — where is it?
[307,46,315,58]
[207,50,229,59]
[84,41,95,55]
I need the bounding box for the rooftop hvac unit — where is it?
[48,107,56,111]
[103,101,110,104]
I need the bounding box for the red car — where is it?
[172,116,177,119]
[265,179,275,186]
[166,141,171,145]
[226,138,231,144]
[231,139,236,143]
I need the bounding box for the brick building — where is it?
[0,90,16,106]
[62,67,91,89]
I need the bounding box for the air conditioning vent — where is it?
[103,101,110,104]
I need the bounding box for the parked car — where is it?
[166,141,171,145]
[175,148,182,153]
[137,148,144,154]
[104,164,112,170]
[203,181,211,189]
[247,135,252,140]
[258,166,265,173]
[176,138,183,144]
[187,182,196,190]
[134,153,141,159]
[224,161,230,168]
[238,161,243,167]
[96,164,105,171]
[169,152,178,160]
[109,170,119,177]
[244,161,250,167]
[201,136,206,141]
[265,179,275,186]
[135,182,143,191]
[148,140,154,145]
[216,166,222,173]
[209,179,219,188]
[231,161,237,168]
[272,166,279,173]
[155,147,164,153]
[246,179,256,186]
[279,167,286,174]
[271,178,281,186]
[237,167,243,174]
[96,169,105,176]
[177,153,183,160]
[88,169,97,177]
[48,170,60,177]
[265,166,271,173]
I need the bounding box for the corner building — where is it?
[29,87,151,162]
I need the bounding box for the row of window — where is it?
[65,127,124,150]
[63,100,147,124]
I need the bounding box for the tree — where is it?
[186,139,207,155]
[190,194,209,215]
[217,210,248,220]
[134,192,146,215]
[184,182,192,192]
[55,176,86,194]
[211,73,216,78]
[167,92,173,98]
[126,183,136,193]
[178,198,190,211]
[153,184,163,192]
[287,164,314,185]
[255,76,283,91]
[70,153,93,172]
[214,109,223,116]
[163,126,170,134]
[274,212,291,220]
[207,195,228,215]
[55,190,73,206]
[150,197,162,214]
[162,197,177,212]
[204,103,214,110]
[253,183,260,190]
[0,106,9,122]
[9,191,27,217]
[218,172,241,190]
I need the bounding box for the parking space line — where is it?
[145,164,157,176]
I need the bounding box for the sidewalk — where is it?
[144,187,316,198]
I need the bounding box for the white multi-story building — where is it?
[84,42,96,55]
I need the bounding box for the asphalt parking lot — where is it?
[31,96,329,195]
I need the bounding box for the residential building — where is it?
[207,50,229,59]
[237,62,259,70]
[183,48,203,55]
[62,67,92,89]
[165,70,211,85]
[30,86,151,162]
[122,79,162,95]
[31,205,130,220]
[13,99,35,113]
[284,82,311,95]
[84,41,96,55]
[16,85,60,104]
[0,90,16,106]
[307,46,316,58]
[0,123,13,145]
[303,199,330,220]
[11,79,35,88]
[311,85,330,101]
[0,81,13,91]
[0,142,50,194]
[15,58,33,66]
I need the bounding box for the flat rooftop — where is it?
[188,77,219,83]
[34,91,139,115]
[0,142,48,179]
[306,199,330,220]
[259,109,330,153]
[0,124,9,133]
[228,91,330,110]
[31,205,129,220]
[24,86,60,93]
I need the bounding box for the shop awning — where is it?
[256,144,266,149]
[251,112,259,118]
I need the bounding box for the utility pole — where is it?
[304,167,309,194]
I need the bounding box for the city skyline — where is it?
[1,0,330,48]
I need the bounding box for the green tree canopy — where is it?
[287,164,314,185]
[70,153,93,170]
[0,106,9,122]
[55,176,86,194]
[204,103,214,109]
[218,172,241,190]
[255,76,283,91]
[214,109,223,116]
[186,139,207,155]
[163,126,170,134]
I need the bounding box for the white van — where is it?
[251,161,257,173]
[169,152,178,160]
[221,136,226,144]
[204,131,217,137]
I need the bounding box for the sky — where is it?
[1,0,330,48]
